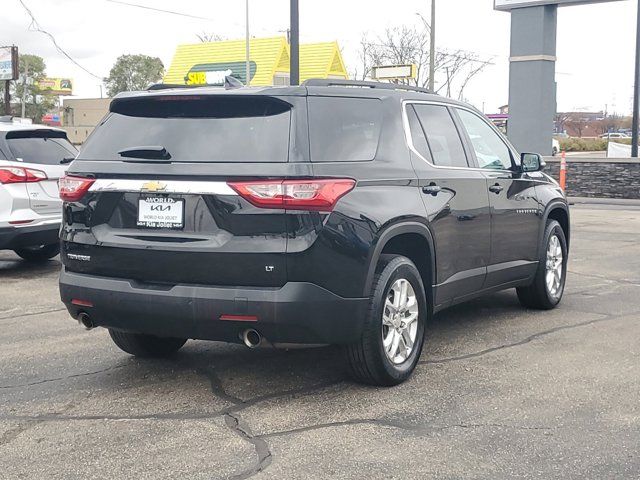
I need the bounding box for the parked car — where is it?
[59,79,570,386]
[552,138,560,156]
[599,132,629,139]
[0,117,76,261]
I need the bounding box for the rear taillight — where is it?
[228,179,356,211]
[59,175,95,202]
[0,167,48,184]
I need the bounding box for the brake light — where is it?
[228,179,356,211]
[59,175,95,202]
[0,167,48,184]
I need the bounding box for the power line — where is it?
[17,0,103,80]
[104,0,216,22]
[103,0,278,36]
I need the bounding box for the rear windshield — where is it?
[6,130,77,165]
[79,96,292,162]
[308,96,382,162]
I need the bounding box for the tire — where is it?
[517,219,568,310]
[14,243,60,262]
[108,329,187,358]
[344,254,428,386]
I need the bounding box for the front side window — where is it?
[457,109,513,170]
[412,104,468,168]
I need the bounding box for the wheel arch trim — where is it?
[363,221,436,297]
[541,201,570,250]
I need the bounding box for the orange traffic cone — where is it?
[559,151,567,191]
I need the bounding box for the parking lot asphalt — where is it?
[0,205,639,480]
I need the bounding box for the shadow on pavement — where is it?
[0,253,60,278]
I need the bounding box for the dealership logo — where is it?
[150,204,171,211]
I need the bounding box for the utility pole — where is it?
[3,81,9,115]
[632,0,640,157]
[21,60,28,119]
[290,0,299,86]
[429,0,436,92]
[245,0,251,86]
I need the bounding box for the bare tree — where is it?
[597,114,624,135]
[566,114,588,138]
[196,32,224,43]
[356,24,491,99]
[555,112,572,135]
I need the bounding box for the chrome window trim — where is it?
[401,100,516,173]
[89,179,237,195]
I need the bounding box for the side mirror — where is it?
[521,153,545,172]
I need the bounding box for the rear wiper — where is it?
[118,145,172,161]
[60,156,76,164]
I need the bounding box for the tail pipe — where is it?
[242,329,262,348]
[77,312,94,330]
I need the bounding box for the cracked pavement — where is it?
[0,205,639,479]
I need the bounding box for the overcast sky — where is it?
[1,0,636,114]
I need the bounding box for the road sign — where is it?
[372,64,417,81]
[0,46,18,81]
[495,0,623,10]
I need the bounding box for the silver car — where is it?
[0,117,77,261]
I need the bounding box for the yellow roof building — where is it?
[164,36,348,87]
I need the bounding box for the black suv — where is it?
[59,79,569,386]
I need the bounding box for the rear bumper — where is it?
[59,268,369,345]
[0,223,60,250]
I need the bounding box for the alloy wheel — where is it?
[545,234,564,299]
[382,278,419,364]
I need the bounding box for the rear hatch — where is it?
[63,92,309,288]
[5,129,76,214]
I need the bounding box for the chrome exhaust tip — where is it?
[242,329,261,348]
[77,312,94,330]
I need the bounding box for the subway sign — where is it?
[184,61,257,86]
[495,0,623,10]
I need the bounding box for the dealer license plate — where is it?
[137,196,184,229]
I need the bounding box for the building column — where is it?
[507,5,558,155]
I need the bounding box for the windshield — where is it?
[6,131,77,165]
[79,95,292,163]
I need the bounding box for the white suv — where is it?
[0,117,77,261]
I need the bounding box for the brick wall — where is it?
[544,158,640,199]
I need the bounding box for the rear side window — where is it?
[6,130,77,165]
[80,96,291,162]
[308,97,382,162]
[406,105,432,162]
[412,104,468,168]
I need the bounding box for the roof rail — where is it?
[303,78,434,95]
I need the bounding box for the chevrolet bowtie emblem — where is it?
[141,181,167,192]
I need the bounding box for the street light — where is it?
[632,0,639,157]
[429,0,435,93]
[245,0,250,86]
[290,0,299,85]
[416,2,436,93]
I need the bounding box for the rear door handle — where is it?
[422,184,442,196]
[489,183,504,194]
